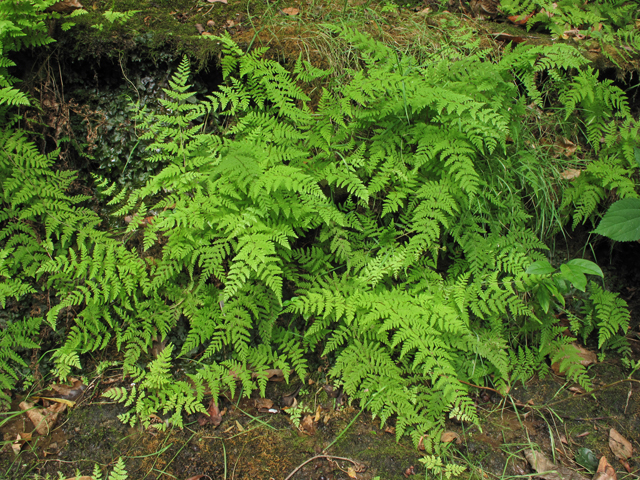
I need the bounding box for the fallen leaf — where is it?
[206,20,215,27]
[417,7,431,14]
[525,449,590,480]
[593,456,617,480]
[195,23,205,34]
[252,368,285,382]
[31,396,76,408]
[282,384,301,407]
[50,378,87,401]
[62,477,94,480]
[300,414,316,435]
[255,398,275,413]
[559,434,569,445]
[576,431,590,438]
[184,476,210,480]
[46,0,83,13]
[322,384,340,398]
[207,0,227,2]
[568,386,586,394]
[441,431,462,444]
[282,7,299,15]
[508,12,534,25]
[19,401,66,436]
[403,465,416,477]
[225,19,235,27]
[551,343,596,375]
[347,467,357,478]
[576,448,598,472]
[417,434,429,451]
[198,399,223,426]
[235,420,244,432]
[384,425,395,434]
[609,429,632,460]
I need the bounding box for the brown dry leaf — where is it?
[50,378,86,401]
[560,169,581,180]
[347,467,357,478]
[206,20,215,27]
[46,0,83,13]
[384,425,396,434]
[195,23,205,34]
[252,368,285,382]
[551,343,596,375]
[609,429,633,460]
[576,431,590,438]
[225,19,235,27]
[300,414,316,435]
[525,449,590,480]
[417,7,431,14]
[282,7,299,15]
[568,386,586,394]
[314,405,323,423]
[508,12,534,25]
[441,431,462,444]
[19,401,66,436]
[207,0,227,3]
[417,434,429,451]
[198,399,223,426]
[559,434,569,445]
[593,456,617,480]
[255,398,276,413]
[235,420,245,432]
[184,476,209,480]
[62,477,94,480]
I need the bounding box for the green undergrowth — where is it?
[1,0,639,457]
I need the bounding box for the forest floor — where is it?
[2,0,640,479]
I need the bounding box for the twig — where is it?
[284,455,361,480]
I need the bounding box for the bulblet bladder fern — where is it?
[0,23,636,452]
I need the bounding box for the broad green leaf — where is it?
[594,198,640,242]
[526,260,555,275]
[565,259,603,278]
[536,285,551,313]
[635,147,640,168]
[558,264,587,292]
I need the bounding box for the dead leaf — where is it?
[19,401,66,436]
[568,386,586,395]
[184,476,211,480]
[418,434,429,451]
[50,378,87,401]
[31,396,76,408]
[282,384,302,407]
[206,20,215,27]
[525,449,590,480]
[508,12,534,25]
[441,431,462,444]
[417,7,431,14]
[62,477,94,480]
[207,0,227,2]
[46,0,83,13]
[551,343,596,375]
[314,405,323,423]
[384,425,395,434]
[225,19,235,27]
[322,384,340,398]
[282,7,299,15]
[300,414,316,435]
[255,398,277,413]
[235,420,244,432]
[404,465,416,477]
[198,399,223,426]
[347,467,357,478]
[593,456,617,480]
[609,429,632,460]
[195,23,205,34]
[559,434,569,445]
[576,431,590,438]
[252,369,285,382]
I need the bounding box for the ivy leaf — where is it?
[526,260,555,275]
[594,198,640,242]
[565,259,603,278]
